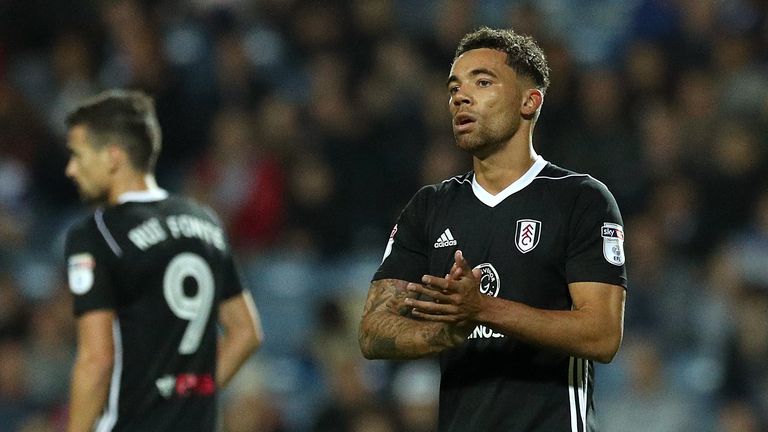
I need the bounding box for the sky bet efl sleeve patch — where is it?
[601,223,625,266]
[68,253,95,295]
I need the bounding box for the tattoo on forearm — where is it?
[360,279,462,359]
[367,329,397,357]
[425,326,452,347]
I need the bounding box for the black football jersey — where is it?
[65,190,244,432]
[374,157,627,432]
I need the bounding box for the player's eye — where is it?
[478,79,492,87]
[449,85,460,95]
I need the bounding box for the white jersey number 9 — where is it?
[163,252,215,354]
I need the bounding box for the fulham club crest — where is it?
[515,219,541,254]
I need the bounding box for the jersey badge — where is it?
[474,262,500,297]
[515,219,541,253]
[67,253,95,295]
[601,223,625,266]
[156,373,215,398]
[468,263,505,339]
[434,228,457,248]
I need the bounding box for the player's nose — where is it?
[65,159,77,178]
[451,88,471,107]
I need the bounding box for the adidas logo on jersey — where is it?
[434,229,457,248]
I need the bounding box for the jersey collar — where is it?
[471,155,548,207]
[117,188,169,204]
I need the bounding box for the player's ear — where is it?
[521,89,543,114]
[105,143,126,172]
[521,88,543,120]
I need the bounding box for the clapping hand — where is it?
[405,250,484,326]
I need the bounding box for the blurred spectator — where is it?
[674,69,718,156]
[23,286,74,406]
[346,403,400,432]
[185,108,285,253]
[221,362,287,432]
[212,30,270,109]
[350,0,396,51]
[713,33,768,117]
[621,213,698,354]
[727,187,768,288]
[0,82,40,249]
[716,399,761,432]
[556,67,642,203]
[645,175,703,256]
[0,340,32,430]
[309,297,396,432]
[313,357,388,432]
[46,31,98,137]
[699,120,766,249]
[418,0,476,69]
[0,274,30,341]
[600,336,698,432]
[391,361,440,432]
[623,40,671,108]
[636,101,685,182]
[419,136,470,186]
[284,150,339,253]
[721,287,768,427]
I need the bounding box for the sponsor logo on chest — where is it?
[434,228,457,248]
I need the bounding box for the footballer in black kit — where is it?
[373,157,627,431]
[64,89,260,432]
[65,190,244,431]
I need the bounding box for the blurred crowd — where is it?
[0,0,767,431]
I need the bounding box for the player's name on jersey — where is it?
[128,215,225,252]
[466,324,505,339]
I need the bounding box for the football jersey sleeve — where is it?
[65,221,117,316]
[372,186,432,283]
[565,178,628,288]
[201,204,245,300]
[221,253,246,300]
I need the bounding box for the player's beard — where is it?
[76,183,109,206]
[453,121,514,160]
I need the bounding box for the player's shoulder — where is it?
[160,193,207,214]
[430,171,474,195]
[405,171,473,205]
[66,211,100,239]
[63,208,115,257]
[534,162,614,197]
[165,194,224,225]
[107,192,222,223]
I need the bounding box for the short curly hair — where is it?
[455,27,550,93]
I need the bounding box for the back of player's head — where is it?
[66,89,162,173]
[455,27,550,94]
